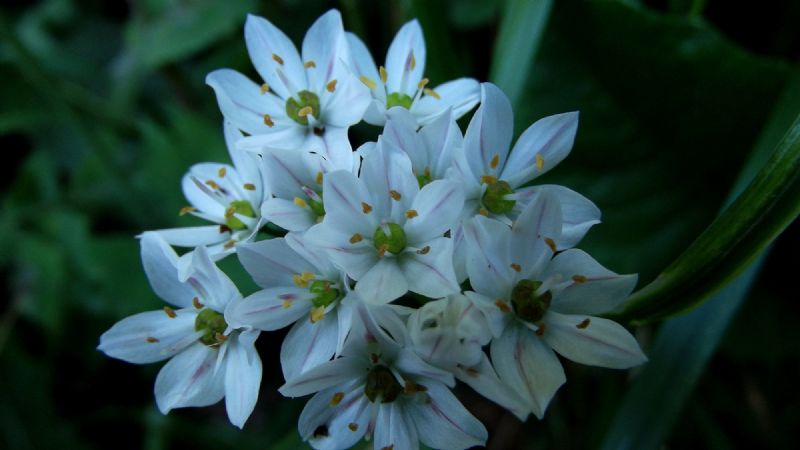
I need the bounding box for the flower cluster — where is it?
[98,10,647,450]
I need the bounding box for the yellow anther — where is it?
[478,207,489,216]
[572,275,588,283]
[179,206,196,216]
[163,306,177,318]
[310,306,325,323]
[490,154,500,169]
[205,180,220,190]
[361,202,373,214]
[480,175,497,185]
[544,237,557,253]
[243,183,256,191]
[417,78,429,89]
[315,171,324,185]
[294,197,308,208]
[405,209,418,219]
[292,272,316,288]
[535,324,547,336]
[359,75,377,90]
[218,167,227,178]
[349,233,363,244]
[146,337,160,343]
[224,239,237,249]
[263,114,274,127]
[348,423,358,432]
[330,392,345,406]
[465,367,479,377]
[298,106,313,117]
[260,83,270,94]
[326,79,337,92]
[404,380,427,394]
[389,190,402,201]
[409,51,416,71]
[416,246,430,255]
[510,263,521,272]
[272,53,284,65]
[282,299,292,309]
[423,88,441,99]
[304,60,316,68]
[495,299,511,313]
[379,66,388,83]
[377,244,389,258]
[192,297,204,309]
[577,318,591,329]
[225,207,236,218]
[215,332,228,342]
[536,153,545,171]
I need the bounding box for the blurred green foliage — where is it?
[1,0,798,449]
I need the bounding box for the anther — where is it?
[214,332,228,342]
[225,207,236,219]
[218,167,226,178]
[304,60,316,68]
[205,180,220,190]
[480,175,497,185]
[536,153,545,171]
[544,237,557,253]
[490,154,500,169]
[146,337,160,343]
[416,246,430,255]
[417,78,429,89]
[243,183,256,191]
[465,367,479,377]
[423,88,441,99]
[298,106,313,117]
[535,324,546,336]
[163,306,177,318]
[272,53,284,65]
[310,306,325,323]
[361,202,373,214]
[282,299,292,309]
[379,66,388,83]
[349,233,363,244]
[510,263,521,272]
[478,208,489,216]
[572,275,588,283]
[263,114,274,127]
[326,79,337,92]
[377,244,389,258]
[389,190,402,201]
[348,423,358,432]
[294,197,308,208]
[359,75,377,90]
[405,209,418,219]
[179,206,196,216]
[192,297,204,309]
[330,392,345,406]
[316,172,323,185]
[495,299,511,313]
[577,318,591,329]
[224,239,237,249]
[408,51,416,71]
[260,83,269,94]
[404,380,427,394]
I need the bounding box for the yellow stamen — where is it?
[326,79,337,92]
[243,183,256,191]
[218,167,226,178]
[417,78,429,89]
[405,209,418,219]
[535,324,546,336]
[179,206,196,216]
[294,197,308,208]
[359,75,377,90]
[260,83,269,94]
[577,318,591,329]
[225,207,236,218]
[163,306,177,318]
[282,299,292,309]
[379,66,388,83]
[377,244,389,258]
[361,202,373,214]
[544,237,557,253]
[409,51,416,71]
[304,60,316,68]
[330,392,345,406]
[349,233,363,244]
[315,171,323,185]
[215,332,228,342]
[298,106,313,117]
[223,239,237,249]
[272,53,284,65]
[416,246,430,255]
[205,180,219,190]
[478,207,489,216]
[146,337,159,343]
[263,114,274,127]
[490,154,500,169]
[495,299,511,313]
[192,297,204,309]
[572,275,588,283]
[348,423,358,432]
[389,190,402,201]
[423,88,440,99]
[480,175,497,185]
[510,263,521,272]
[292,272,316,288]
[310,306,325,323]
[536,153,545,171]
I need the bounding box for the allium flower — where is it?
[307,140,464,303]
[207,10,369,171]
[463,191,646,419]
[152,122,267,276]
[279,304,487,450]
[98,233,262,428]
[347,19,479,126]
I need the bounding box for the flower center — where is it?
[286,90,321,125]
[308,279,340,308]
[225,200,256,230]
[386,92,413,109]
[373,223,407,255]
[511,279,552,323]
[416,167,432,188]
[481,180,516,214]
[364,366,403,403]
[194,308,228,347]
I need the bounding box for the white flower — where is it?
[347,19,480,126]
[151,121,267,278]
[206,9,370,172]
[279,303,487,450]
[306,140,464,304]
[463,191,646,419]
[97,233,262,428]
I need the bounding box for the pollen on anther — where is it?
[146,337,160,343]
[389,190,402,201]
[326,79,337,92]
[243,183,256,191]
[405,209,418,219]
[298,106,313,117]
[490,154,500,169]
[416,246,430,255]
[260,83,270,94]
[225,207,236,218]
[315,171,324,185]
[536,153,545,171]
[417,78,429,89]
[465,367,479,377]
[263,114,274,127]
[272,53,284,65]
[205,180,220,190]
[163,306,177,318]
[495,299,511,313]
[510,263,521,272]
[480,175,497,185]
[379,66,388,83]
[330,392,345,406]
[304,60,316,68]
[224,239,237,249]
[408,51,416,71]
[572,274,588,283]
[478,207,489,216]
[348,423,358,432]
[423,88,441,100]
[370,353,379,363]
[179,206,196,216]
[192,297,204,309]
[349,233,363,244]
[282,299,293,309]
[359,75,377,90]
[361,202,372,214]
[377,244,389,258]
[535,324,547,336]
[544,237,557,253]
[310,306,325,323]
[218,167,227,178]
[215,332,228,342]
[577,318,591,329]
[294,197,308,208]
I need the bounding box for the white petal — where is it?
[345,32,380,86]
[261,146,317,199]
[394,348,454,387]
[301,9,349,94]
[140,232,195,308]
[237,237,312,288]
[513,184,601,249]
[284,231,339,278]
[374,403,418,450]
[279,357,364,398]
[455,353,530,421]
[545,249,638,315]
[404,179,464,243]
[304,127,355,173]
[224,329,262,428]
[236,124,306,153]
[299,384,370,449]
[244,14,305,99]
[319,171,376,236]
[152,225,229,248]
[543,312,647,369]
[224,120,264,201]
[225,287,311,330]
[98,308,199,364]
[305,224,379,280]
[412,78,480,125]
[399,237,459,299]
[491,324,565,418]
[463,291,512,339]
[409,381,487,450]
[281,314,338,379]
[355,258,408,304]
[205,69,286,135]
[385,19,426,96]
[463,83,513,182]
[509,189,561,280]
[154,342,225,413]
[360,139,419,222]
[418,108,463,178]
[383,107,426,170]
[262,198,317,232]
[502,111,579,187]
[187,245,240,312]
[462,216,512,300]
[321,74,371,128]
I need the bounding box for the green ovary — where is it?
[386,92,413,109]
[286,90,321,125]
[511,279,552,323]
[225,200,256,230]
[195,308,228,346]
[481,180,516,214]
[373,223,407,254]
[364,366,403,403]
[309,279,340,308]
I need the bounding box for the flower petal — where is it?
[345,32,380,91]
[463,291,512,339]
[543,312,647,369]
[140,232,195,308]
[513,184,601,249]
[321,73,371,128]
[154,342,225,413]
[225,287,311,331]
[409,381,487,450]
[418,108,463,178]
[412,77,480,125]
[509,188,561,280]
[224,329,262,428]
[237,237,313,288]
[360,139,419,222]
[244,14,305,99]
[463,83,513,181]
[205,69,287,135]
[299,384,370,449]
[399,237,459,299]
[502,111,579,188]
[303,127,355,173]
[279,357,364,398]
[224,120,265,202]
[455,353,530,421]
[262,198,317,232]
[319,170,377,236]
[301,9,349,94]
[153,225,230,248]
[98,308,199,364]
[187,245,240,312]
[383,107,426,170]
[462,216,513,300]
[355,258,408,304]
[304,225,379,281]
[374,403,418,450]
[281,314,338,379]
[403,179,464,243]
[385,19,426,96]
[394,348,454,387]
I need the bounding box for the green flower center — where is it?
[286,90,321,125]
[386,92,413,109]
[364,366,403,403]
[481,180,516,214]
[511,279,552,323]
[308,194,325,218]
[416,167,432,188]
[373,223,407,255]
[309,279,340,308]
[195,308,228,347]
[225,200,256,230]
